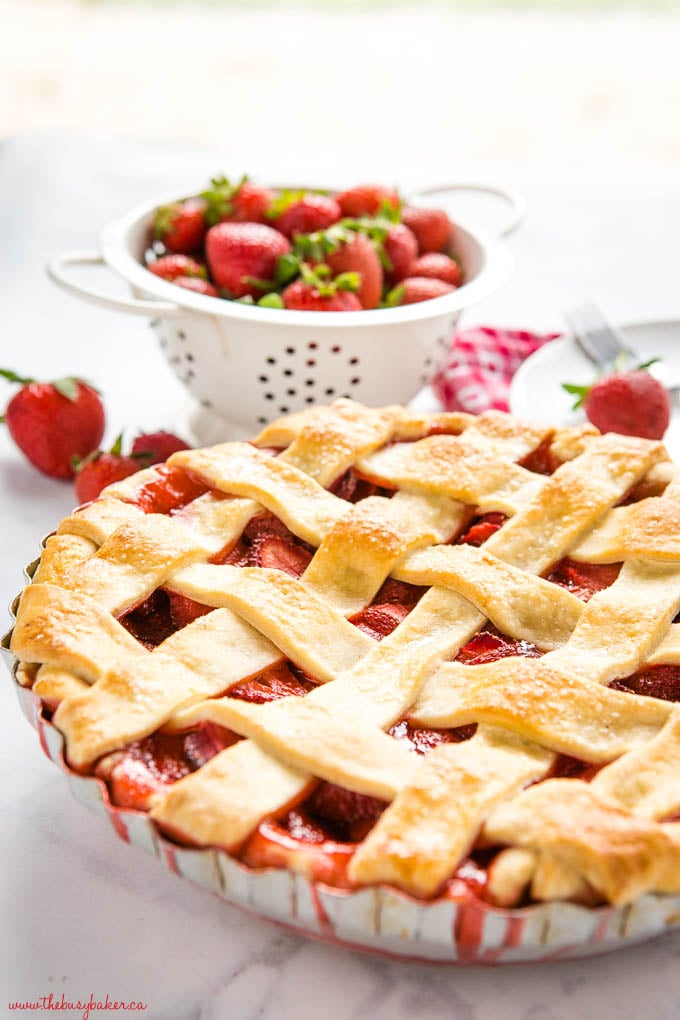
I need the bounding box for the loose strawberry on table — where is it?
[563,369,671,440]
[131,430,191,465]
[75,430,192,503]
[0,370,105,479]
[74,438,139,504]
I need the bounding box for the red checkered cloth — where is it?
[432,325,561,415]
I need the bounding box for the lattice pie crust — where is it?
[12,400,680,908]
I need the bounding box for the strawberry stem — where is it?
[561,382,590,410]
[0,368,35,386]
[258,293,285,309]
[383,283,405,308]
[265,188,308,220]
[242,276,278,293]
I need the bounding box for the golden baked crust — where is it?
[11,399,680,907]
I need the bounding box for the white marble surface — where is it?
[2,135,680,1019]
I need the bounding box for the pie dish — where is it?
[7,399,680,962]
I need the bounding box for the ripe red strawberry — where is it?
[231,181,276,223]
[565,370,671,440]
[1,370,105,479]
[273,194,341,239]
[201,175,275,225]
[411,252,462,286]
[282,279,362,312]
[384,223,417,282]
[153,198,206,253]
[147,254,206,282]
[391,276,456,304]
[326,233,383,309]
[74,436,139,503]
[336,185,400,218]
[173,277,219,298]
[131,430,191,465]
[401,205,454,253]
[205,222,291,298]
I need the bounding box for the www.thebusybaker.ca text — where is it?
[8,992,148,1020]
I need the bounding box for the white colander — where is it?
[48,183,524,439]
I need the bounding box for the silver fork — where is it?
[563,301,639,372]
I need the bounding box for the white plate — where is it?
[510,320,680,461]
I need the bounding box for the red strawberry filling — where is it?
[131,465,210,514]
[458,512,506,547]
[95,723,237,811]
[546,558,622,601]
[230,662,318,703]
[611,664,680,702]
[456,628,542,665]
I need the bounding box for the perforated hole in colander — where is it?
[254,343,367,426]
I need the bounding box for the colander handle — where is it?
[47,251,184,317]
[408,183,526,238]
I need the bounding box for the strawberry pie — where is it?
[11,399,680,910]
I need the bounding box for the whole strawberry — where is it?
[1,370,105,479]
[153,198,206,254]
[272,193,341,239]
[282,264,362,311]
[384,223,418,282]
[74,435,139,504]
[131,430,191,465]
[201,175,275,225]
[282,279,362,312]
[147,254,206,282]
[173,277,219,298]
[564,370,670,440]
[387,277,456,305]
[336,185,400,218]
[326,233,383,309]
[411,252,461,286]
[401,206,454,253]
[205,222,291,298]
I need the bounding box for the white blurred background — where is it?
[1,0,679,168]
